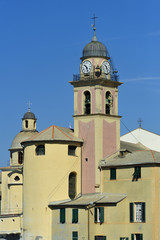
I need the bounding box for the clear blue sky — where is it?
[0,0,160,167]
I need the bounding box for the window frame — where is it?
[131,234,143,240]
[72,231,78,240]
[18,151,23,164]
[94,207,104,224]
[60,208,65,224]
[68,145,77,156]
[133,166,141,180]
[95,236,106,240]
[72,209,78,224]
[110,168,116,180]
[130,202,145,223]
[84,90,91,115]
[35,145,45,156]
[69,172,77,200]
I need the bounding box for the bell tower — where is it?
[70,26,122,194]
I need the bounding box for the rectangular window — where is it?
[131,234,143,240]
[130,202,145,223]
[133,166,141,180]
[72,231,78,240]
[94,207,104,223]
[72,209,78,223]
[60,208,65,224]
[68,146,77,156]
[95,236,106,240]
[110,168,116,180]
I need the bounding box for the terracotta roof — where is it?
[100,150,160,168]
[21,125,83,144]
[49,192,126,208]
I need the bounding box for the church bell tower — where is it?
[70,24,122,194]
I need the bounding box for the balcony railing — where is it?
[73,72,119,82]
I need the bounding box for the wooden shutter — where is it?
[130,203,134,222]
[131,234,134,240]
[139,234,143,240]
[94,208,97,223]
[110,168,116,180]
[142,202,145,222]
[72,209,78,223]
[72,231,78,240]
[60,208,65,223]
[100,207,104,223]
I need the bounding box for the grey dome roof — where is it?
[82,34,107,59]
[10,131,38,150]
[22,111,36,120]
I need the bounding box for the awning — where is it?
[49,192,126,209]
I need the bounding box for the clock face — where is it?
[102,61,111,75]
[81,60,92,74]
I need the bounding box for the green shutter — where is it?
[72,209,78,223]
[140,234,143,240]
[94,208,97,223]
[110,168,116,180]
[60,208,65,223]
[130,203,134,222]
[131,234,134,240]
[72,231,78,240]
[103,236,106,240]
[126,238,129,240]
[100,207,104,223]
[142,202,145,222]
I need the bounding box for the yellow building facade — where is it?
[0,28,159,240]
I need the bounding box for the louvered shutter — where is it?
[142,202,145,222]
[100,207,104,223]
[130,203,134,222]
[94,208,97,223]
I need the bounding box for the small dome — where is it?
[22,111,36,120]
[82,34,107,59]
[10,131,37,150]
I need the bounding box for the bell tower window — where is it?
[25,120,28,128]
[18,152,23,164]
[105,91,112,114]
[84,91,91,114]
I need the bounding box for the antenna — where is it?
[27,101,32,112]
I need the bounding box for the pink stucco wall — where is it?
[78,120,95,194]
[103,120,117,158]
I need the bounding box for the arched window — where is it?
[69,172,77,199]
[18,152,23,164]
[105,91,112,114]
[36,145,45,155]
[25,120,28,128]
[84,91,91,114]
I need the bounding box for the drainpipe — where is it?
[88,208,90,240]
[100,166,102,194]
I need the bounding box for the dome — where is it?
[82,34,107,59]
[22,111,36,120]
[10,131,38,150]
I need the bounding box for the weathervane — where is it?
[137,118,143,128]
[27,101,32,112]
[91,14,98,33]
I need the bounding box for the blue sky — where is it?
[0,0,160,166]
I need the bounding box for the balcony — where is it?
[73,72,119,82]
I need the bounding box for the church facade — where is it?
[0,29,160,240]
